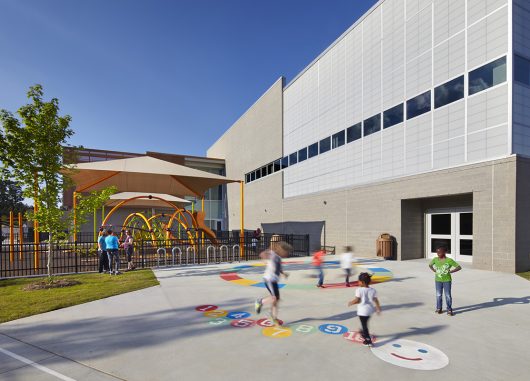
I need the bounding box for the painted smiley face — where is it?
[371,339,449,370]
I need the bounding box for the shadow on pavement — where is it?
[453,296,530,314]
[287,302,424,325]
[372,325,449,346]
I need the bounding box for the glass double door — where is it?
[425,209,473,262]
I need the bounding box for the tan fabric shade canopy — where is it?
[106,192,191,208]
[64,156,239,196]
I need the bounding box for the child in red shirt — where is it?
[313,250,325,288]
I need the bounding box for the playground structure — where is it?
[100,193,219,245]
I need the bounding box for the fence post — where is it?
[305,234,310,256]
[141,240,145,268]
[75,244,79,274]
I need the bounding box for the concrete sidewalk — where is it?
[0,257,529,381]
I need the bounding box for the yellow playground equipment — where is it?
[101,195,218,245]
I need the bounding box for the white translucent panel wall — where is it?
[344,27,363,126]
[467,5,508,70]
[433,100,466,169]
[405,113,432,174]
[467,0,507,25]
[363,7,382,117]
[467,84,508,161]
[282,0,510,198]
[382,0,405,110]
[382,123,405,178]
[433,32,465,86]
[433,0,465,46]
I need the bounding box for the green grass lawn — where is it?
[517,271,530,281]
[0,269,159,323]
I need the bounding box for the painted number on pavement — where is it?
[262,326,293,338]
[230,319,256,328]
[195,305,218,312]
[204,310,228,318]
[318,324,348,335]
[227,311,251,319]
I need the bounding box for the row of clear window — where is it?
[245,55,509,184]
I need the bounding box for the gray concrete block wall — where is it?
[271,157,518,272]
[207,77,284,231]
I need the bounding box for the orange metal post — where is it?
[240,181,244,259]
[9,211,14,263]
[18,212,23,260]
[73,191,77,243]
[201,196,205,240]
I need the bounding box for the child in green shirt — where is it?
[429,245,462,316]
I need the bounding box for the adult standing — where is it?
[105,229,121,275]
[97,229,109,273]
[123,230,135,271]
[429,245,462,316]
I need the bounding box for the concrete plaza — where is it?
[0,257,528,381]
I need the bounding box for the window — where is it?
[250,171,256,181]
[407,91,431,119]
[383,104,404,129]
[273,159,281,172]
[332,130,345,148]
[515,54,530,86]
[298,147,308,162]
[281,156,289,169]
[255,169,261,180]
[319,137,331,154]
[435,76,464,108]
[289,152,298,166]
[260,166,267,177]
[245,173,251,183]
[469,56,507,95]
[347,123,362,143]
[267,163,273,174]
[363,114,381,136]
[308,142,319,158]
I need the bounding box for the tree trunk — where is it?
[46,232,53,278]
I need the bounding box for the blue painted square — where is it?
[252,282,286,288]
[367,267,391,272]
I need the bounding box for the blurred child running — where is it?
[254,235,290,326]
[348,272,381,346]
[312,249,326,288]
[340,246,354,287]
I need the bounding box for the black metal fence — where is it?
[0,233,310,279]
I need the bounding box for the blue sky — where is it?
[0,0,377,157]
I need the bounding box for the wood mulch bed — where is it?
[22,279,81,291]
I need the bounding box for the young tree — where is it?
[0,85,115,276]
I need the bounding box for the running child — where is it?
[340,246,353,287]
[348,272,381,346]
[254,235,290,326]
[312,249,326,288]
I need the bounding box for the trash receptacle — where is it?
[376,233,393,259]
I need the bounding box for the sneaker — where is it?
[254,298,263,314]
[272,318,281,327]
[362,339,371,346]
[447,309,454,316]
[435,309,442,314]
[115,271,122,275]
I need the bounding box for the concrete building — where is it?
[208,0,530,273]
